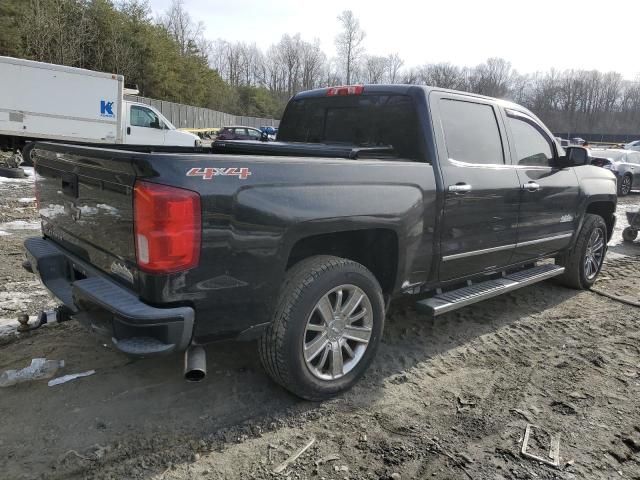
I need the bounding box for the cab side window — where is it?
[439,99,505,165]
[247,129,262,139]
[507,115,554,167]
[130,106,162,129]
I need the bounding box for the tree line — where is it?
[1,0,639,135]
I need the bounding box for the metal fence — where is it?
[124,95,280,130]
[553,132,638,144]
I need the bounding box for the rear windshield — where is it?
[277,94,422,160]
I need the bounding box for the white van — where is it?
[0,56,200,163]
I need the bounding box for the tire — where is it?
[555,214,607,289]
[0,166,26,178]
[21,143,35,167]
[622,227,638,243]
[618,174,632,196]
[259,255,385,401]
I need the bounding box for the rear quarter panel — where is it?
[155,155,437,340]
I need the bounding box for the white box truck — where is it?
[0,56,200,167]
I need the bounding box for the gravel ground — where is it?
[0,171,639,480]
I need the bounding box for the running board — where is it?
[416,264,565,316]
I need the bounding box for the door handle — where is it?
[523,181,540,192]
[127,126,131,135]
[448,183,472,194]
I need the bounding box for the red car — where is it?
[216,126,265,141]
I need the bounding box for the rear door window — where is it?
[439,99,504,165]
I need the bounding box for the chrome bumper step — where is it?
[416,264,565,316]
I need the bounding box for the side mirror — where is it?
[560,146,589,167]
[260,131,269,142]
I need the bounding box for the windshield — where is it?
[278,94,422,160]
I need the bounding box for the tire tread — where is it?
[556,214,606,289]
[258,255,382,400]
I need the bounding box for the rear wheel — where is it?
[259,255,385,401]
[556,214,607,289]
[622,227,638,243]
[21,143,35,167]
[618,174,632,196]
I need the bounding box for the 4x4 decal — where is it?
[186,167,252,180]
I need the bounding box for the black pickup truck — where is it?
[24,85,617,400]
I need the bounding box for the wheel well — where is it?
[287,229,399,294]
[586,202,615,240]
[0,135,26,153]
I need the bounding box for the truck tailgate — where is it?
[34,143,138,283]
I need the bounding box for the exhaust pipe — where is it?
[184,345,206,382]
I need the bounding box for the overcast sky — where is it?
[148,0,640,79]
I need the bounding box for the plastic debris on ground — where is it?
[0,358,65,387]
[48,370,96,387]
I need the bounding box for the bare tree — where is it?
[469,57,513,97]
[300,39,326,90]
[158,0,204,56]
[418,63,467,90]
[363,55,387,84]
[335,10,365,84]
[386,53,403,83]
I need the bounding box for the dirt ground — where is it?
[1,171,639,480]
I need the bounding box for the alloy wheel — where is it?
[621,175,632,195]
[303,284,373,380]
[584,227,605,280]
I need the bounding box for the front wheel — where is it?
[555,214,607,289]
[259,255,385,401]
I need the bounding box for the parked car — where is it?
[0,56,201,168]
[571,137,586,145]
[555,137,570,148]
[590,149,640,196]
[24,84,616,400]
[259,126,278,140]
[217,126,267,141]
[624,140,640,151]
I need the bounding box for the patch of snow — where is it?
[97,204,119,215]
[18,197,36,203]
[0,317,19,338]
[0,166,34,183]
[39,204,65,218]
[0,230,9,236]
[0,220,41,230]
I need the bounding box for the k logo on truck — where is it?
[100,100,114,117]
[187,167,252,180]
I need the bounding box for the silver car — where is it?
[624,140,640,151]
[590,149,640,196]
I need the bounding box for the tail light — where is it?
[133,181,201,274]
[326,85,364,96]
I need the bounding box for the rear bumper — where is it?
[24,237,194,356]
